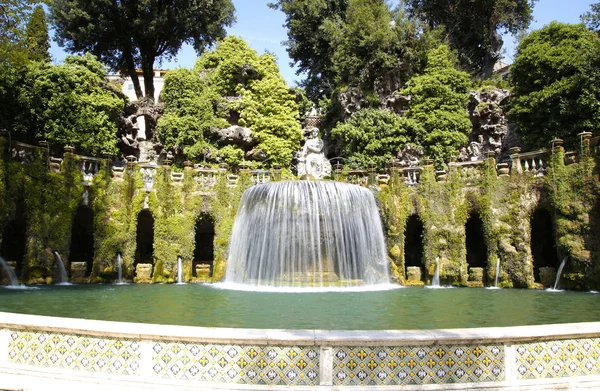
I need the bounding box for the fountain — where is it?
[52,251,69,285]
[177,256,183,284]
[430,256,440,287]
[552,256,568,290]
[0,256,18,286]
[494,258,501,288]
[224,181,390,289]
[116,252,123,284]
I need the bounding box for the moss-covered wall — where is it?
[1,135,599,289]
[91,162,145,282]
[21,152,84,284]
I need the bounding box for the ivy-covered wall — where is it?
[1,136,599,290]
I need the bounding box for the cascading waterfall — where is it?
[177,256,183,284]
[225,181,390,288]
[0,256,18,286]
[494,258,501,288]
[53,251,69,284]
[553,256,568,290]
[117,253,123,284]
[431,256,440,287]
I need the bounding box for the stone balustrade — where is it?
[1,134,597,190]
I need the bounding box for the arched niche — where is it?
[0,198,26,278]
[68,205,94,277]
[530,207,558,282]
[134,209,155,267]
[404,215,424,282]
[193,214,215,278]
[465,212,487,269]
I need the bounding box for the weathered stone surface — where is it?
[212,125,256,148]
[468,267,484,282]
[135,264,153,283]
[70,262,87,283]
[245,148,266,161]
[196,264,211,280]
[539,267,557,288]
[338,87,368,121]
[406,266,422,282]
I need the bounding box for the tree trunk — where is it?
[141,54,156,103]
[481,25,503,80]
[123,50,143,99]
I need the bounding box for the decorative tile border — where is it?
[151,341,319,386]
[515,337,600,379]
[332,344,504,386]
[7,329,141,376]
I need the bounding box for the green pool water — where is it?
[1,284,599,330]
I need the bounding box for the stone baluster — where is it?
[509,147,522,175]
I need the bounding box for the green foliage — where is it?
[91,163,144,282]
[25,5,49,63]
[331,108,421,169]
[406,0,537,78]
[0,0,37,67]
[21,151,83,283]
[581,2,600,33]
[151,167,196,283]
[270,0,436,99]
[50,0,235,100]
[159,36,303,167]
[156,68,228,161]
[403,45,471,167]
[508,22,600,149]
[19,54,125,155]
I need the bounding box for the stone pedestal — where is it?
[195,264,211,280]
[539,267,557,288]
[135,264,153,283]
[406,267,422,282]
[468,267,484,283]
[70,262,87,283]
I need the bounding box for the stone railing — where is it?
[2,312,600,390]
[1,134,597,190]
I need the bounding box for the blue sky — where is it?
[49,0,597,85]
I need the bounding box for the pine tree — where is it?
[25,5,50,62]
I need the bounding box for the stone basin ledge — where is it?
[1,311,600,390]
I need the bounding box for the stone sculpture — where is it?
[296,127,332,179]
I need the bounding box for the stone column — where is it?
[578,131,592,159]
[272,164,281,182]
[509,147,522,175]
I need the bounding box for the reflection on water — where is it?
[1,284,599,330]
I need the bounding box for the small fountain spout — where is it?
[53,251,69,284]
[553,256,568,290]
[177,256,183,284]
[431,256,440,287]
[0,256,18,286]
[117,253,123,284]
[494,258,501,288]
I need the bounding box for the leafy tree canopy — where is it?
[406,0,537,79]
[49,0,235,101]
[25,4,50,63]
[403,45,471,167]
[19,53,125,155]
[331,108,421,169]
[581,2,600,33]
[508,22,600,149]
[270,0,435,100]
[0,0,38,67]
[158,36,302,167]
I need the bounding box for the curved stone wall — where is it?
[1,312,600,390]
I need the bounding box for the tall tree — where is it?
[269,0,348,100]
[581,2,600,33]
[406,0,537,79]
[49,0,235,101]
[402,45,471,167]
[508,22,600,149]
[0,0,37,66]
[25,5,50,62]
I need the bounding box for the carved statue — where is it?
[296,127,332,179]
